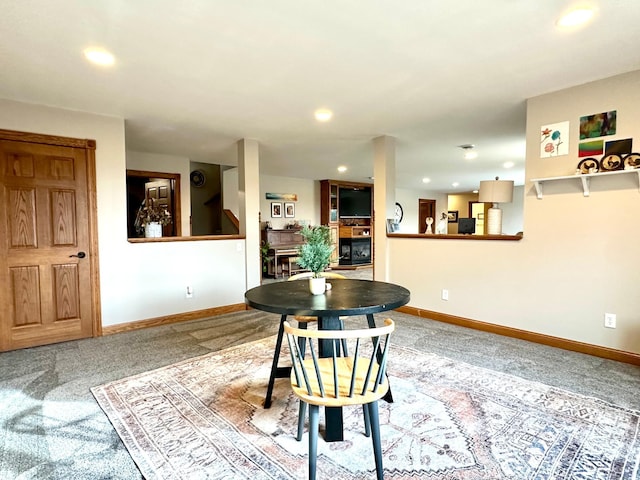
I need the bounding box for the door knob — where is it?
[69,251,86,258]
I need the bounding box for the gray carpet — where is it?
[2,271,640,479]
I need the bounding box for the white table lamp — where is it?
[478,177,514,235]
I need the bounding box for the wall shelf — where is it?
[531,169,640,199]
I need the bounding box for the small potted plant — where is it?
[260,240,271,275]
[135,200,172,237]
[296,225,334,294]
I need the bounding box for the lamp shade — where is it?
[478,179,514,204]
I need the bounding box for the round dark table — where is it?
[245,278,410,318]
[245,278,410,441]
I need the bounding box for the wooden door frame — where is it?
[127,169,182,237]
[0,128,102,337]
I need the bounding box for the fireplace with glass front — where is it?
[339,237,371,265]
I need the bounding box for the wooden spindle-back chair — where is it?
[283,318,395,480]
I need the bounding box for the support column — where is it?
[372,135,396,282]
[237,139,261,289]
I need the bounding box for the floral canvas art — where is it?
[540,121,569,157]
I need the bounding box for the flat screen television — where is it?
[458,218,476,235]
[339,187,371,218]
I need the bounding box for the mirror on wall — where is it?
[126,170,181,238]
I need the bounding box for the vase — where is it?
[309,276,326,295]
[145,222,162,238]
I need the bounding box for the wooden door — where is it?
[145,179,174,236]
[418,199,436,233]
[0,132,98,351]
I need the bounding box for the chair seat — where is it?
[290,357,389,407]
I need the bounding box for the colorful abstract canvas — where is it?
[578,140,604,157]
[579,110,616,139]
[540,121,569,157]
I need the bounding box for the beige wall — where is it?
[388,70,640,353]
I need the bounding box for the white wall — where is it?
[223,167,239,216]
[388,70,640,354]
[0,99,247,327]
[259,174,319,228]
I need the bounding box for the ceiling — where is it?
[1,1,639,193]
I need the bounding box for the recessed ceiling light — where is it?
[452,182,460,188]
[459,144,477,160]
[422,177,431,184]
[84,47,115,66]
[337,165,347,173]
[473,190,479,194]
[503,161,515,168]
[315,109,333,122]
[557,7,594,28]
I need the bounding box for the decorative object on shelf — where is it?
[540,121,569,157]
[478,177,514,235]
[189,170,206,187]
[284,202,295,218]
[577,157,599,174]
[579,110,616,139]
[447,211,458,223]
[266,192,298,201]
[296,225,334,295]
[386,219,399,233]
[425,217,433,234]
[458,217,477,235]
[144,222,162,238]
[270,202,282,218]
[600,153,623,171]
[134,199,172,237]
[394,202,403,223]
[436,213,447,234]
[624,153,640,169]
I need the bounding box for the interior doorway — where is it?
[418,199,436,233]
[0,129,100,351]
[469,201,490,235]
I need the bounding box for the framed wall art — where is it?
[284,202,295,218]
[271,202,282,218]
[540,121,569,157]
[266,193,298,201]
[447,211,458,223]
[579,110,616,139]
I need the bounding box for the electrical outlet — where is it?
[604,313,616,328]
[441,289,449,301]
[186,285,193,299]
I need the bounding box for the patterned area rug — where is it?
[92,337,640,479]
